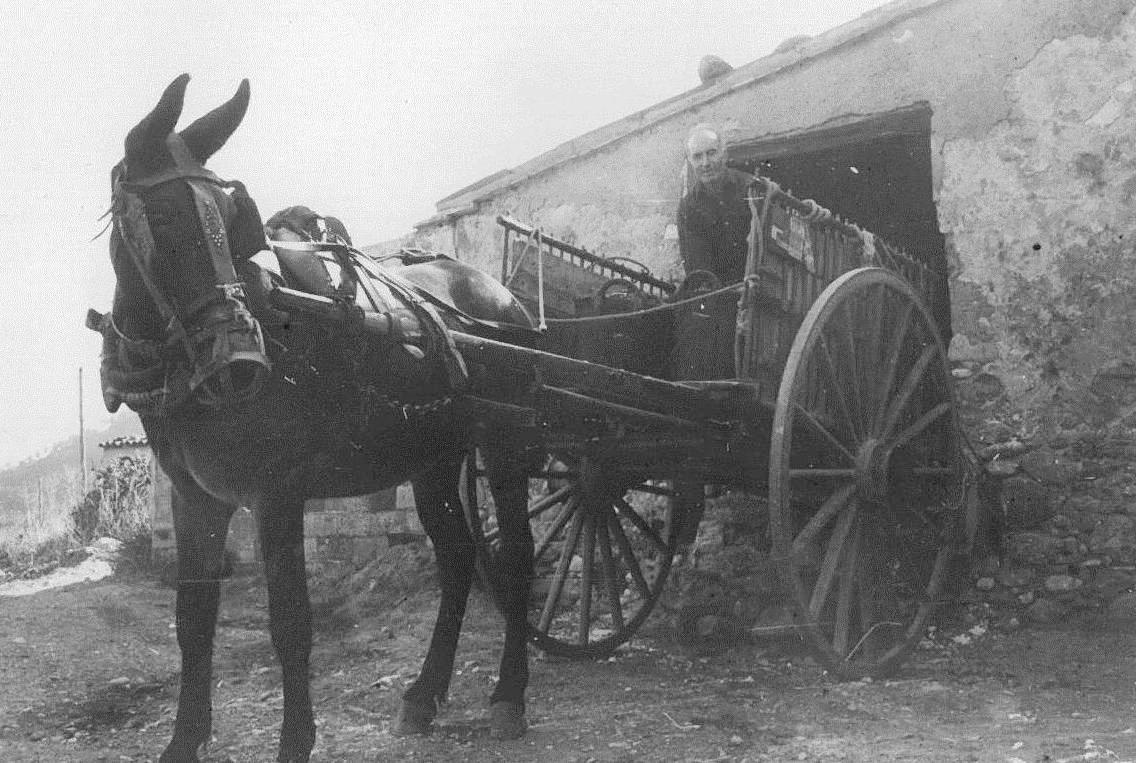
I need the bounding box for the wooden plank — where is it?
[452,331,771,425]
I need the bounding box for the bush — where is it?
[72,456,152,546]
[0,469,82,572]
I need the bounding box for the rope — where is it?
[504,226,539,288]
[800,197,831,223]
[534,228,547,331]
[859,227,878,267]
[544,282,744,324]
[735,180,778,377]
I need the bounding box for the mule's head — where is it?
[109,74,270,411]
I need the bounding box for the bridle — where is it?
[95,133,270,415]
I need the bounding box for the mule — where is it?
[98,74,536,761]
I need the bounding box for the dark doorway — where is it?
[728,104,951,342]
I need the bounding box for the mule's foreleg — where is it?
[159,472,235,763]
[395,464,476,735]
[258,497,316,763]
[483,450,533,740]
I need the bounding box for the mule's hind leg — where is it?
[159,467,235,763]
[482,445,533,739]
[256,494,317,762]
[396,459,476,735]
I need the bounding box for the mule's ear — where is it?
[180,79,250,165]
[124,74,190,173]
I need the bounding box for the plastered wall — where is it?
[938,7,1136,434]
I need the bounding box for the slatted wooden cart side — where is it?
[457,178,967,678]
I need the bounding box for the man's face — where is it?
[687,131,727,186]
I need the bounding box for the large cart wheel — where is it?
[769,267,966,679]
[461,448,680,658]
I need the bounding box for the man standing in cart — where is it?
[671,123,748,384]
[671,124,755,553]
[677,124,753,285]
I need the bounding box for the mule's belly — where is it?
[144,390,462,506]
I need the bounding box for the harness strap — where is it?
[355,258,470,391]
[268,241,470,390]
[113,197,183,333]
[189,181,239,284]
[349,253,536,336]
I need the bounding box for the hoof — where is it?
[489,701,527,740]
[393,699,436,736]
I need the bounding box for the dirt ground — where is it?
[2,550,1135,763]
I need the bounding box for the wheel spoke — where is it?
[818,335,864,444]
[528,484,574,520]
[860,284,887,423]
[607,510,652,601]
[596,514,625,631]
[793,484,857,556]
[614,497,667,555]
[808,501,858,619]
[870,300,916,436]
[789,468,857,480]
[534,493,580,566]
[539,505,586,632]
[888,401,952,452]
[578,510,597,644]
[832,516,863,656]
[620,480,678,498]
[877,344,938,440]
[833,305,867,436]
[791,402,856,464]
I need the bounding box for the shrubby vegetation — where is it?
[0,456,152,578]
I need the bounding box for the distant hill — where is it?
[0,415,144,490]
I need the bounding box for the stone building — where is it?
[410,0,1136,619]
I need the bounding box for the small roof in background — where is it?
[99,435,149,449]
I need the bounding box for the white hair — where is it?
[685,123,723,154]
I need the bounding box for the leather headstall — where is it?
[92,134,270,415]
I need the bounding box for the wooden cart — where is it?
[447,177,968,679]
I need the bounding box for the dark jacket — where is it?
[676,169,753,285]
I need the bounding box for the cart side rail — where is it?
[737,176,941,394]
[497,214,675,319]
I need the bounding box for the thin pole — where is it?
[79,367,86,492]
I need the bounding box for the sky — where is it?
[0,0,889,468]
